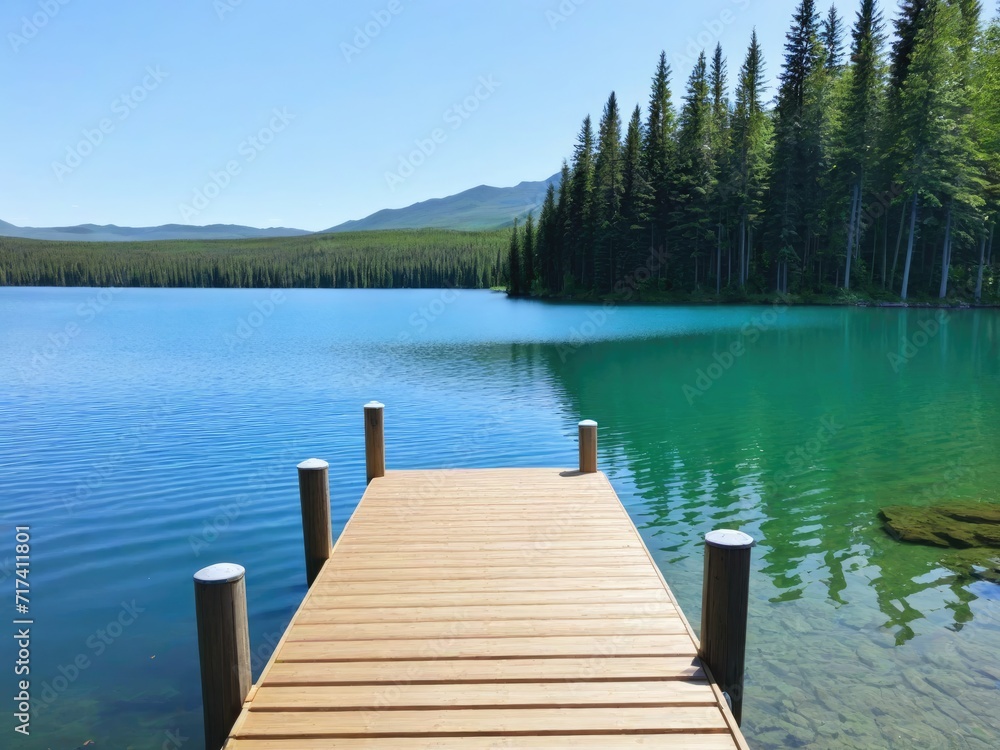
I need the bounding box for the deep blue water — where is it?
[2,287,999,750]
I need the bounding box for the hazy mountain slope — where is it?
[0,222,311,242]
[325,174,560,233]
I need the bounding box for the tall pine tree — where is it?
[822,4,846,71]
[839,0,885,290]
[896,0,957,298]
[709,44,732,293]
[568,117,597,289]
[522,212,536,294]
[507,218,522,296]
[769,0,829,293]
[731,29,772,288]
[644,53,677,267]
[594,92,624,292]
[620,105,653,281]
[675,52,716,288]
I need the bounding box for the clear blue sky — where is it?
[3,0,864,231]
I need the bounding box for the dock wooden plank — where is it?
[236,706,730,736]
[229,736,739,749]
[261,657,707,684]
[318,565,655,581]
[278,634,697,661]
[306,588,671,607]
[222,468,747,750]
[294,602,678,623]
[250,681,717,709]
[286,617,688,640]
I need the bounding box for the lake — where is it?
[2,287,999,750]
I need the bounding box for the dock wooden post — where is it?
[578,419,598,473]
[699,529,754,726]
[364,401,385,483]
[193,562,251,750]
[297,458,332,587]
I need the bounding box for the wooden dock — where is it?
[219,465,750,749]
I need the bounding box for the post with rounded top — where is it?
[364,401,385,484]
[578,419,598,473]
[699,529,755,726]
[193,563,251,750]
[297,458,332,587]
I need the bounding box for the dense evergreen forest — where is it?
[0,230,507,288]
[508,0,1000,302]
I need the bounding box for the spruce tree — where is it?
[769,0,828,292]
[896,0,957,298]
[522,212,536,294]
[594,92,624,292]
[536,183,558,292]
[730,29,771,288]
[568,117,597,289]
[507,218,522,296]
[821,4,846,71]
[644,52,677,260]
[675,52,716,288]
[621,105,653,279]
[838,0,885,290]
[553,160,573,293]
[971,13,1000,249]
[709,44,732,292]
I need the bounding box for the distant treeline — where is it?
[0,230,507,289]
[506,0,999,302]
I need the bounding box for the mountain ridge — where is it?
[322,174,560,233]
[1,173,560,242]
[0,221,311,243]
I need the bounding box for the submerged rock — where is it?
[880,502,1000,583]
[880,503,1000,549]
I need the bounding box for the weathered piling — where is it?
[364,401,385,483]
[297,458,332,587]
[193,562,252,750]
[698,529,754,725]
[578,419,598,473]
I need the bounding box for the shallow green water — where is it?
[1,288,998,749]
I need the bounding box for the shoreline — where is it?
[497,288,1000,309]
[2,283,998,309]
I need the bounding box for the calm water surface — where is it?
[1,288,999,749]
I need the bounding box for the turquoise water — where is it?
[1,287,998,749]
